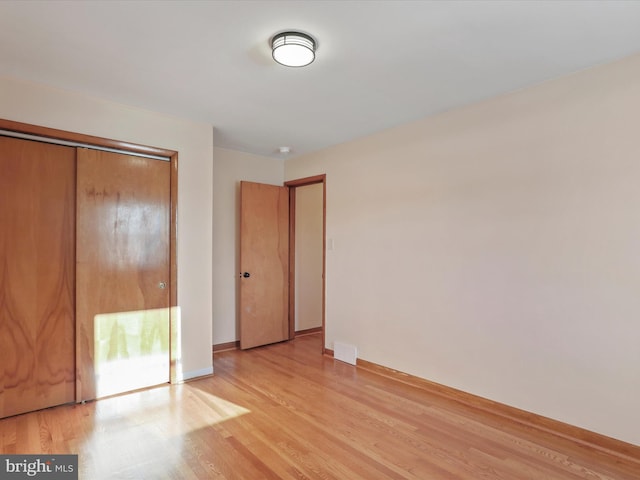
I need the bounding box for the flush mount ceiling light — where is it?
[271,31,316,67]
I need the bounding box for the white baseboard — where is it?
[177,366,214,382]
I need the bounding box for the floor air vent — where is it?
[333,341,357,365]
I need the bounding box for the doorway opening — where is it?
[237,175,325,353]
[286,175,326,353]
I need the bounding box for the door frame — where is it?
[285,174,326,352]
[0,118,180,389]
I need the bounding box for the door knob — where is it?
[242,272,250,278]
[158,282,167,289]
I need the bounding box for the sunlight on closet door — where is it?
[94,307,169,398]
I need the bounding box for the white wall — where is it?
[285,53,640,446]
[212,147,284,345]
[294,183,324,332]
[0,76,214,380]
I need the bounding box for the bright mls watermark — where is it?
[0,455,77,479]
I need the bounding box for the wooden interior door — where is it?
[239,181,289,349]
[76,149,171,401]
[0,137,76,418]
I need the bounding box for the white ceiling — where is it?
[1,1,640,159]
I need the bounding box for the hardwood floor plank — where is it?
[0,333,638,479]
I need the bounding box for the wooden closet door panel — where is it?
[76,149,170,401]
[0,137,76,418]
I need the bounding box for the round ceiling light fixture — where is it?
[271,31,316,67]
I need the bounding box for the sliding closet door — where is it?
[76,149,171,401]
[0,137,76,418]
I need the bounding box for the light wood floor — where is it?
[1,333,638,479]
